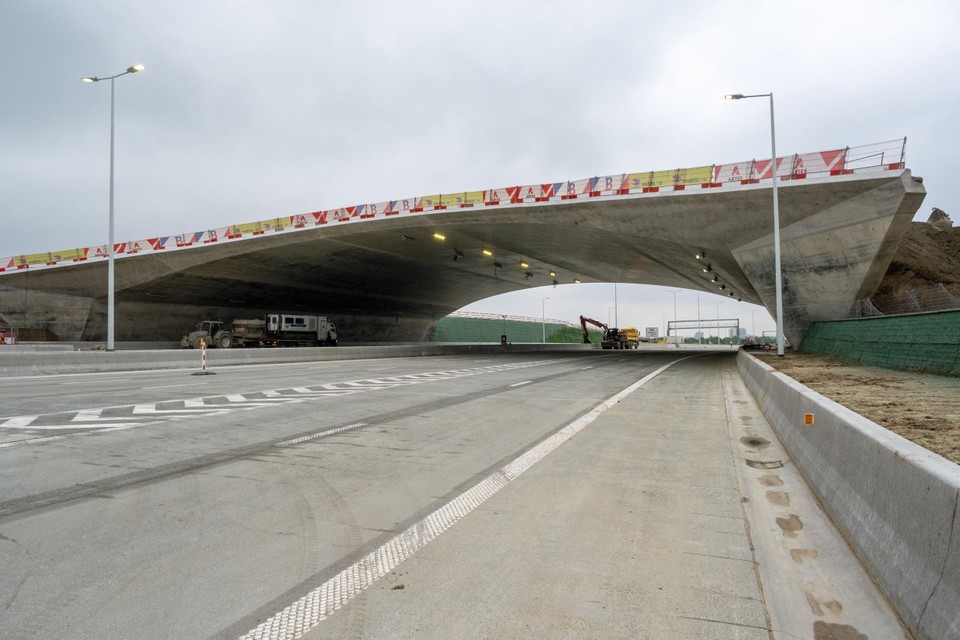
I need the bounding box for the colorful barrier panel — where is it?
[0,138,908,273]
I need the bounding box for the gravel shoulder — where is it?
[754,352,960,466]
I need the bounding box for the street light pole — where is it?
[613,283,618,328]
[714,301,723,344]
[697,291,701,345]
[541,296,550,343]
[672,289,679,348]
[83,64,145,351]
[726,91,785,357]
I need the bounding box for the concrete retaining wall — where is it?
[737,350,960,640]
[801,310,960,377]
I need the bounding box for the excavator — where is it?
[579,315,640,349]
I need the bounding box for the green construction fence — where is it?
[801,309,960,377]
[430,316,600,344]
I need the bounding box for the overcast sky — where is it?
[2,1,956,336]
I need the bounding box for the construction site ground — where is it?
[755,352,960,466]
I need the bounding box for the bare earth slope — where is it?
[756,352,960,465]
[873,211,960,306]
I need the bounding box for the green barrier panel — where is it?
[801,310,960,377]
[430,317,599,344]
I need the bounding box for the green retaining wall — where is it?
[801,309,960,377]
[430,317,597,343]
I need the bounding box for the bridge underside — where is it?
[0,170,925,346]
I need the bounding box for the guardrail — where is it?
[0,138,907,274]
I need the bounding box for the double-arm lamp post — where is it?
[725,92,785,357]
[83,64,145,352]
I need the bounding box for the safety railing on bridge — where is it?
[0,138,908,274]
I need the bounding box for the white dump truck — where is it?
[181,313,338,348]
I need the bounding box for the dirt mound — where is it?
[875,208,960,301]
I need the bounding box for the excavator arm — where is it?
[579,315,608,344]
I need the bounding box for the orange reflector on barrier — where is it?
[803,413,815,426]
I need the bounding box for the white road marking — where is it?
[509,380,532,387]
[239,356,693,640]
[0,359,566,448]
[275,423,368,447]
[0,416,39,428]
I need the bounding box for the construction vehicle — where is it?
[579,316,639,349]
[181,313,338,349]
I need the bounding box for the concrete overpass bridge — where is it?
[0,139,925,346]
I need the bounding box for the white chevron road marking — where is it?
[0,359,561,447]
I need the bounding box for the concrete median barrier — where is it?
[0,343,593,376]
[737,350,960,640]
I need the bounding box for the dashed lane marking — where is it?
[275,423,368,447]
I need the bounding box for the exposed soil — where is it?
[873,209,960,304]
[755,352,960,466]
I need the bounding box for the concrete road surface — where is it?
[0,352,907,639]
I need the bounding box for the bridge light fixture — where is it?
[702,264,712,273]
[711,276,719,283]
[696,251,705,260]
[453,249,464,261]
[432,232,446,241]
[719,284,726,290]
[520,261,529,269]
[401,234,415,242]
[549,270,557,277]
[83,62,146,352]
[482,249,493,256]
[574,279,581,284]
[494,262,503,269]
[727,90,784,357]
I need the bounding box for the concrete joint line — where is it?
[918,487,960,632]
[238,354,698,640]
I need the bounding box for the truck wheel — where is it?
[218,333,232,349]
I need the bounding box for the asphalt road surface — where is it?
[0,351,907,639]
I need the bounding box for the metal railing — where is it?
[842,283,960,319]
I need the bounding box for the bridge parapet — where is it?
[0,139,907,274]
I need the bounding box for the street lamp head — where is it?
[725,94,744,100]
[82,76,99,83]
[128,64,145,73]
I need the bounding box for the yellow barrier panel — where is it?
[628,165,713,188]
[677,165,713,185]
[440,191,485,206]
[47,248,86,262]
[233,221,265,235]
